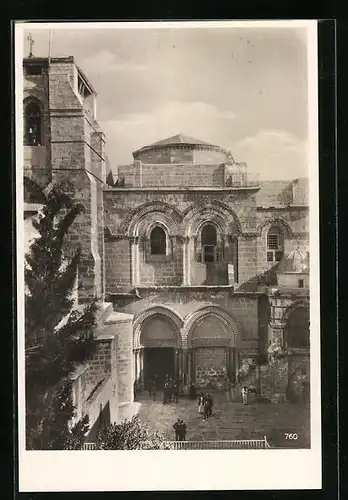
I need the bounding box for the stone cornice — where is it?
[257,205,309,211]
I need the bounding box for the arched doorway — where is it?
[136,313,182,390]
[284,305,310,403]
[186,308,239,389]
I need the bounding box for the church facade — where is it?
[22,55,310,433]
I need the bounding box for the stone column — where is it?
[187,237,192,286]
[182,236,192,286]
[134,350,138,383]
[187,349,192,383]
[182,237,187,285]
[139,349,144,388]
[182,348,188,385]
[130,236,140,287]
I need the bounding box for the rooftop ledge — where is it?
[105,186,260,192]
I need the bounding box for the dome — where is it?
[277,249,309,274]
[132,133,229,165]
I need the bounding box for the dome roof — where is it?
[133,133,221,154]
[277,249,309,274]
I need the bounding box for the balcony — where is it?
[24,145,47,169]
[224,172,260,188]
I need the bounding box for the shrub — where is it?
[96,415,173,450]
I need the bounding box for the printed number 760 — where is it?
[284,433,298,440]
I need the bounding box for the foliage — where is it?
[25,182,99,450]
[96,415,173,450]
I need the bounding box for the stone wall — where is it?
[118,163,226,188]
[103,189,259,289]
[256,207,309,276]
[139,239,183,286]
[102,312,134,421]
[23,67,52,188]
[194,347,227,388]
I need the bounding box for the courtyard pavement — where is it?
[134,391,310,448]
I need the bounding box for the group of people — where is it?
[197,392,214,420]
[163,375,180,404]
[173,418,187,441]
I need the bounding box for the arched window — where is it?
[201,223,217,263]
[24,101,42,146]
[150,226,166,255]
[266,226,284,263]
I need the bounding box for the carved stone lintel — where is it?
[241,232,258,239]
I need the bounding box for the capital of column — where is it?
[129,236,140,245]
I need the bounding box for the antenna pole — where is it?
[48,30,53,63]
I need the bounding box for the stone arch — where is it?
[23,96,44,146]
[121,201,183,237]
[133,305,184,349]
[258,217,294,238]
[282,299,310,324]
[183,305,241,348]
[182,200,242,237]
[283,299,310,349]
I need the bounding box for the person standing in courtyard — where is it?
[241,386,248,405]
[206,393,213,417]
[151,379,157,401]
[179,420,187,441]
[163,379,169,405]
[198,393,204,414]
[173,418,181,441]
[203,396,210,420]
[224,377,231,402]
[173,379,180,403]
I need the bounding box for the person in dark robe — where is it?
[203,397,210,420]
[189,383,197,400]
[173,418,181,441]
[151,379,157,401]
[174,379,180,403]
[178,420,187,441]
[163,380,169,405]
[206,394,213,417]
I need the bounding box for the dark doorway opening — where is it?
[144,347,175,389]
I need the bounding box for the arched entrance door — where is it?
[284,306,310,403]
[188,312,236,389]
[139,314,181,389]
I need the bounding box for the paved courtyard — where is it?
[134,391,310,448]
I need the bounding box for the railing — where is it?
[81,437,270,451]
[82,442,97,450]
[164,437,271,450]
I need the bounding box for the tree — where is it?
[96,415,173,450]
[25,182,99,450]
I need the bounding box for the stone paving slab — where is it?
[134,391,310,448]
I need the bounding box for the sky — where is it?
[22,24,311,180]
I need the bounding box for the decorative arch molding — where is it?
[121,201,183,237]
[182,200,242,237]
[183,306,242,348]
[282,299,310,324]
[145,220,170,240]
[23,93,45,107]
[257,217,294,238]
[133,305,184,349]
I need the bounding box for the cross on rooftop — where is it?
[27,33,34,57]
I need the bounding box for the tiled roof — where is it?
[135,134,219,152]
[256,178,309,207]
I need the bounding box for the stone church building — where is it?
[22,55,310,435]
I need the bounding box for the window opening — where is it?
[150,226,166,255]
